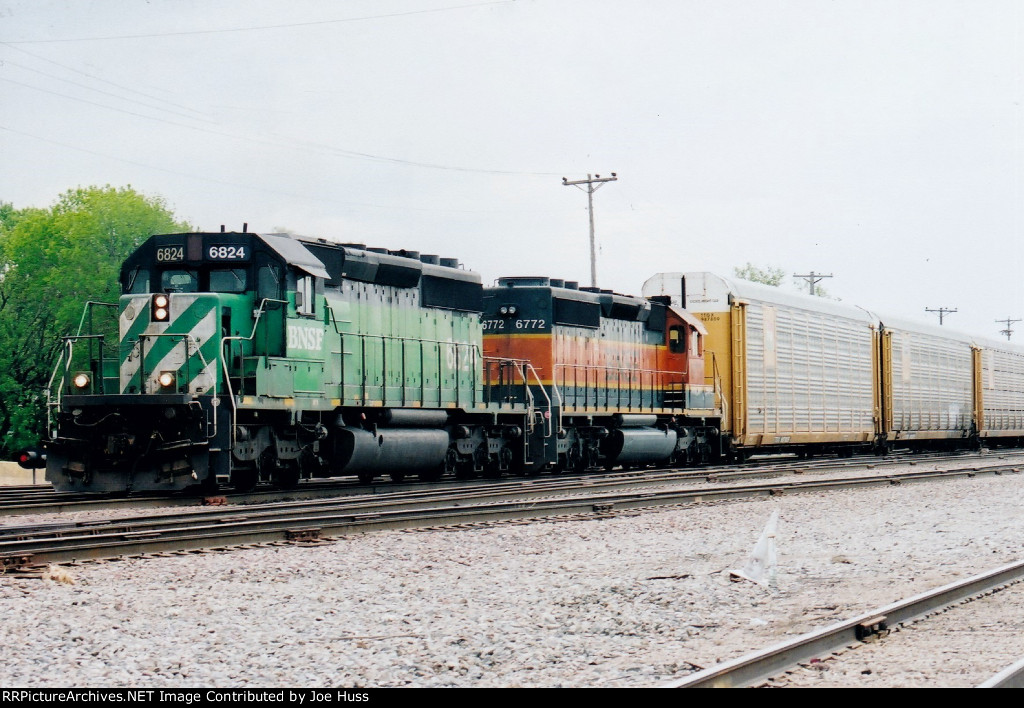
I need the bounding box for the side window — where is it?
[690,328,702,356]
[668,325,685,353]
[257,264,282,302]
[296,275,314,316]
[123,266,150,294]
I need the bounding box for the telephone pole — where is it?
[562,173,617,288]
[925,307,957,325]
[996,317,1022,340]
[792,271,833,296]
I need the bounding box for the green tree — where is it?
[733,262,786,286]
[0,186,189,457]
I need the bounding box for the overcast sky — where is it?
[1,0,1021,338]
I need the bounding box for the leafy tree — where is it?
[733,262,786,287]
[0,186,189,457]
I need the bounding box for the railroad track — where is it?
[0,448,1005,518]
[2,457,1022,570]
[664,559,1024,688]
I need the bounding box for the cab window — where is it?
[123,266,150,294]
[161,269,199,292]
[690,328,703,356]
[209,268,248,293]
[668,325,685,353]
[257,264,282,301]
[296,274,314,316]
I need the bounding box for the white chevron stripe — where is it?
[119,295,218,394]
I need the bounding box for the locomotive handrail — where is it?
[552,362,689,417]
[710,352,727,432]
[46,301,120,437]
[73,301,118,336]
[525,362,553,438]
[221,297,290,440]
[480,357,551,437]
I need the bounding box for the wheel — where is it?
[272,462,300,490]
[389,471,406,483]
[418,466,443,483]
[357,471,375,485]
[455,461,478,480]
[232,465,258,493]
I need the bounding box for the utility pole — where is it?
[562,173,617,288]
[925,307,957,325]
[792,271,833,296]
[996,317,1022,340]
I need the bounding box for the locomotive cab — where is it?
[45,229,331,492]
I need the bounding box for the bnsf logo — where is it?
[287,325,325,352]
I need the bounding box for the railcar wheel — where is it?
[272,463,300,490]
[389,471,406,483]
[357,471,375,485]
[232,465,258,493]
[417,467,442,485]
[455,461,478,480]
[418,466,443,483]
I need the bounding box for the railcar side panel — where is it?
[974,338,1024,437]
[644,272,877,452]
[880,320,973,442]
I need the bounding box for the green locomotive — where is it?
[45,229,539,492]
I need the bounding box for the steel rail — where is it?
[664,559,1024,688]
[3,461,1021,545]
[1,463,1022,568]
[978,656,1024,688]
[0,448,1013,518]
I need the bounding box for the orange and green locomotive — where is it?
[481,277,721,473]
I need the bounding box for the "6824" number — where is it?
[208,245,246,260]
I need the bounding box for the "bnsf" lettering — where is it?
[287,325,324,352]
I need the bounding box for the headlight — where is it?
[158,372,176,389]
[72,373,90,389]
[152,294,170,321]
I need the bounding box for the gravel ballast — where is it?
[2,468,1024,687]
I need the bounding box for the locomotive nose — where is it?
[120,292,221,396]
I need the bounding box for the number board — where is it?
[155,245,185,263]
[206,245,249,261]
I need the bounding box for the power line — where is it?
[925,307,957,325]
[1,75,560,176]
[996,317,1022,341]
[0,124,560,216]
[562,173,618,288]
[793,271,832,296]
[0,58,217,124]
[0,42,210,118]
[0,1,513,44]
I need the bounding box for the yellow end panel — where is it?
[695,309,733,434]
[972,345,984,432]
[880,330,893,434]
[730,301,747,439]
[870,326,880,435]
